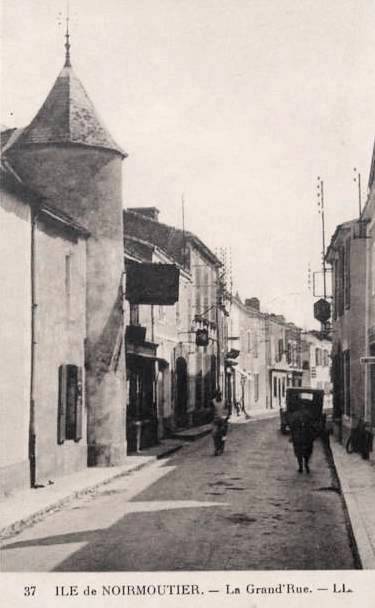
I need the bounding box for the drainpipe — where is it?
[29,206,38,488]
[215,301,221,391]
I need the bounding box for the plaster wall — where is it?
[9,145,127,465]
[33,217,88,482]
[0,190,31,493]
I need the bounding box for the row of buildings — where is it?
[326,147,375,452]
[0,37,231,496]
[0,37,331,497]
[228,296,331,413]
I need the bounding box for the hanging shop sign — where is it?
[196,328,209,347]
[126,263,180,305]
[313,298,331,323]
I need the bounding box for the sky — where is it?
[2,0,375,328]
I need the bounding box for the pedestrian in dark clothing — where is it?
[211,390,230,455]
[289,410,316,474]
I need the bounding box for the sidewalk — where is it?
[0,413,277,544]
[330,438,375,569]
[0,437,186,542]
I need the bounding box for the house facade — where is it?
[0,161,89,495]
[326,219,367,441]
[124,233,192,450]
[228,296,267,412]
[361,150,375,435]
[301,331,332,404]
[3,43,128,468]
[123,207,225,429]
[1,38,128,494]
[265,315,303,409]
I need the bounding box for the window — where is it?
[273,376,277,397]
[176,302,180,325]
[254,373,259,402]
[287,342,292,364]
[338,248,345,317]
[58,364,83,443]
[65,253,72,318]
[343,350,351,417]
[333,259,338,320]
[344,239,351,309]
[278,338,284,361]
[315,348,322,367]
[253,333,258,358]
[130,304,139,325]
[247,332,251,353]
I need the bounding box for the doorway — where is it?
[175,357,188,427]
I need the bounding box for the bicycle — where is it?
[346,418,373,459]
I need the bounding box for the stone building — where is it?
[0,160,89,495]
[326,219,367,442]
[1,34,127,494]
[301,331,332,401]
[124,232,192,450]
[363,151,375,434]
[123,207,224,428]
[228,295,267,412]
[264,314,303,409]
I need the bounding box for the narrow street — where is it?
[1,417,356,571]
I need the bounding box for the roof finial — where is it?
[64,1,71,67]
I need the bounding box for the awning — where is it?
[126,342,168,367]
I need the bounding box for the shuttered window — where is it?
[58,364,83,443]
[254,373,259,402]
[343,350,351,417]
[344,238,351,309]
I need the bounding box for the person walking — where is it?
[211,390,230,455]
[289,410,316,474]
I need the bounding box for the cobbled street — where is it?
[0,418,357,571]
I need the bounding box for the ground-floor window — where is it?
[343,349,351,417]
[58,364,83,444]
[254,373,259,402]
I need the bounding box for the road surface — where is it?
[1,417,357,571]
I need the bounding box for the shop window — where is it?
[343,350,351,417]
[254,373,259,402]
[58,364,83,444]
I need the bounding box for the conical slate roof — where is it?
[15,65,125,156]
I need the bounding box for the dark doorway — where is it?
[175,357,188,427]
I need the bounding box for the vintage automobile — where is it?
[279,387,326,434]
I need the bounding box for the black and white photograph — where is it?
[0,0,374,605]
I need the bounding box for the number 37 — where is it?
[24,586,36,597]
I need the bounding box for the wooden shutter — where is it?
[344,239,351,309]
[58,365,67,444]
[74,366,83,442]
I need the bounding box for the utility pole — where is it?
[317,177,327,299]
[353,167,362,217]
[181,194,186,268]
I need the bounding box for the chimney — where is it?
[245,297,260,311]
[128,206,160,221]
